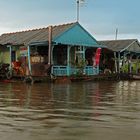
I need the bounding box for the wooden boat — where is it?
[131,74,140,80]
[70,76,92,82]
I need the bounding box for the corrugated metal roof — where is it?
[99,39,139,52]
[0,22,77,46]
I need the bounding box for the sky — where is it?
[0,0,140,40]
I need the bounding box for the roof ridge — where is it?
[2,22,77,36]
[2,27,48,35]
[52,21,77,28]
[99,39,137,42]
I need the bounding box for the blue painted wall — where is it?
[53,23,101,47]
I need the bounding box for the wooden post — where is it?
[83,46,86,60]
[51,45,54,65]
[48,26,52,65]
[127,53,132,74]
[9,45,12,70]
[136,56,139,74]
[129,54,132,73]
[27,45,32,75]
[118,52,121,73]
[114,52,117,73]
[7,45,12,70]
[83,46,86,74]
[67,46,71,76]
[122,52,125,73]
[51,45,54,75]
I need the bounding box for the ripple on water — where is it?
[0,82,139,140]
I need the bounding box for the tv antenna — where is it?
[76,0,85,22]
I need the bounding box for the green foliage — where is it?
[70,59,87,76]
[71,59,87,68]
[121,62,140,73]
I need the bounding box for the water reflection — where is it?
[0,81,140,139]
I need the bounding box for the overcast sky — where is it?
[0,0,140,40]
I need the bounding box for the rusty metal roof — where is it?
[0,22,77,46]
[99,39,140,52]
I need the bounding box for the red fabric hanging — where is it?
[94,48,101,66]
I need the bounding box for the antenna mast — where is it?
[115,28,118,40]
[77,0,80,21]
[76,0,85,22]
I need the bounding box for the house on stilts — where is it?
[99,39,140,74]
[0,22,108,79]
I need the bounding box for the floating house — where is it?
[0,22,106,77]
[99,39,140,74]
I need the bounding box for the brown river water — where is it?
[0,81,140,140]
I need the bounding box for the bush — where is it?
[121,63,140,73]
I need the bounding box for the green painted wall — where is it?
[0,48,10,64]
[0,46,21,64]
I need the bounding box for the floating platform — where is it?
[70,74,120,82]
[1,73,139,84]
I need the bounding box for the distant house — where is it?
[99,39,140,73]
[0,22,106,77]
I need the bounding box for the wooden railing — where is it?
[52,66,99,76]
[52,66,68,76]
[84,66,99,75]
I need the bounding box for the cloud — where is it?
[0,0,140,41]
[95,33,140,41]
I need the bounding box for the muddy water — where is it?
[0,81,140,140]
